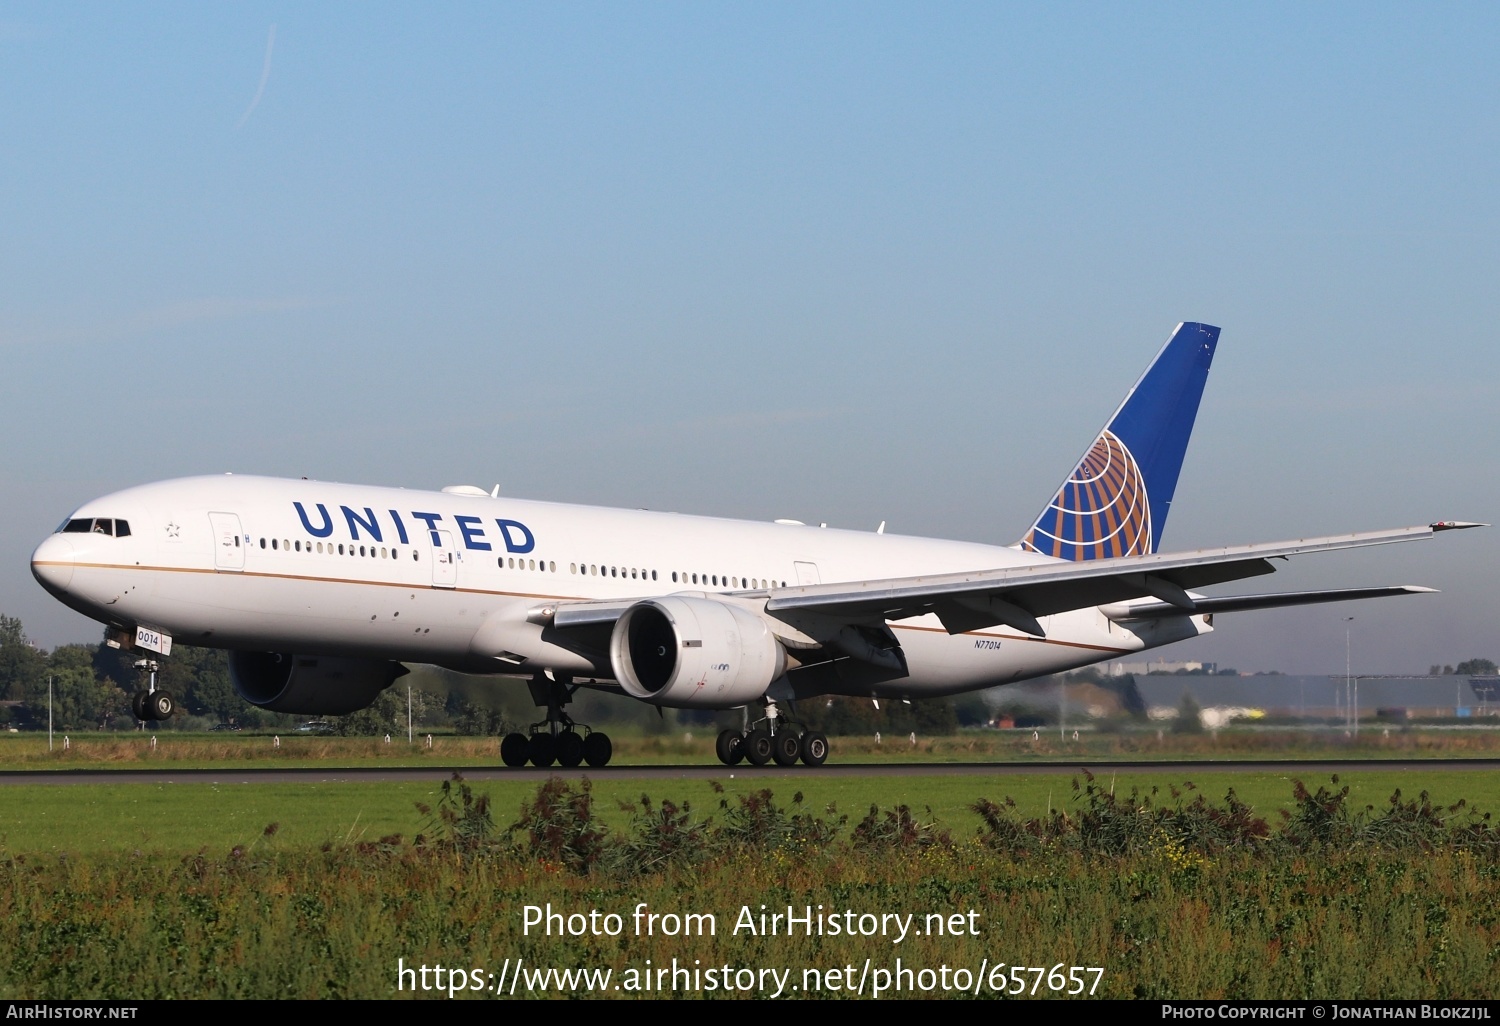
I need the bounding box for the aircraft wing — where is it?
[761,522,1480,636]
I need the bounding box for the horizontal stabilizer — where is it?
[1100,585,1438,621]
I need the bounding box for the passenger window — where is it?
[260,538,267,549]
[272,539,278,550]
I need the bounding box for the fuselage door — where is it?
[432,530,457,589]
[208,512,245,571]
[794,561,821,586]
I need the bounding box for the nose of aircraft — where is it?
[31,534,76,594]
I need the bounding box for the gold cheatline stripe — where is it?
[33,560,585,603]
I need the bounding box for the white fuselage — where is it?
[31,475,1211,701]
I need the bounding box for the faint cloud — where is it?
[1,296,336,349]
[237,24,277,129]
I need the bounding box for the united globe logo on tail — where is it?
[1017,322,1219,562]
[1021,429,1151,560]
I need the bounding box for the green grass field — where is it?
[4,767,1500,856]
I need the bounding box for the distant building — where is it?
[1134,674,1494,722]
[984,674,1496,726]
[1109,660,1210,675]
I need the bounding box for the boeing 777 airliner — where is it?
[30,323,1479,767]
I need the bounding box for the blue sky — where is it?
[3,3,1497,673]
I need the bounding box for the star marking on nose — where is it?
[165,522,181,538]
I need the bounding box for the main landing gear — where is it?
[130,659,175,723]
[716,700,828,768]
[500,673,612,769]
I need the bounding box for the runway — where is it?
[2,758,1497,785]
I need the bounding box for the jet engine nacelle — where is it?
[229,651,408,714]
[609,596,786,708]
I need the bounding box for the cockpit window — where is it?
[59,518,125,536]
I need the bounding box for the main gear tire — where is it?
[556,730,585,768]
[715,729,744,766]
[800,730,829,767]
[743,728,774,766]
[582,731,613,768]
[501,733,530,767]
[528,733,557,768]
[772,730,802,767]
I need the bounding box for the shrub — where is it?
[605,793,714,877]
[850,803,951,852]
[715,787,846,852]
[415,772,496,854]
[505,776,609,874]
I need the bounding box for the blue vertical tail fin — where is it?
[1018,321,1219,560]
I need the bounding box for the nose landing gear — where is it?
[130,659,175,724]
